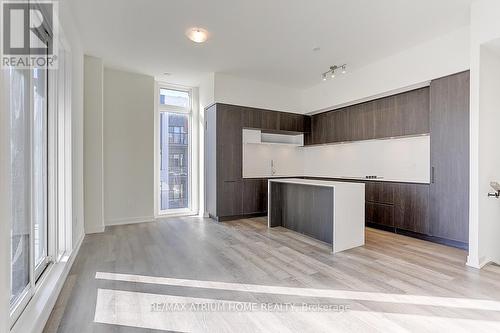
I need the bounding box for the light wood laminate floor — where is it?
[44,217,500,333]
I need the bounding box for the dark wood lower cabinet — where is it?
[216,179,269,221]
[365,182,395,204]
[394,183,430,235]
[242,179,268,215]
[366,202,395,227]
[365,182,429,234]
[218,181,243,217]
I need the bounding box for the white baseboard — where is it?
[11,234,84,333]
[467,254,490,269]
[104,216,155,226]
[85,225,105,234]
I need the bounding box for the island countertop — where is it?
[268,178,365,253]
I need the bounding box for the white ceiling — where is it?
[69,0,473,88]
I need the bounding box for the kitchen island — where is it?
[268,178,365,253]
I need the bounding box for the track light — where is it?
[321,64,347,81]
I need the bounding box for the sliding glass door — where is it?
[158,88,192,214]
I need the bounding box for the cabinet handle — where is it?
[431,167,435,184]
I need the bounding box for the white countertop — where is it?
[268,178,365,188]
[305,175,430,184]
[245,175,430,184]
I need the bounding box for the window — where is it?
[5,40,72,324]
[32,67,49,278]
[159,88,190,108]
[8,66,50,316]
[158,88,192,213]
[9,68,31,309]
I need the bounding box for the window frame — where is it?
[7,36,73,327]
[32,65,50,282]
[156,84,195,216]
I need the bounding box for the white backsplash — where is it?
[242,135,430,183]
[242,143,304,178]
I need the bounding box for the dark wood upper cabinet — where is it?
[261,110,280,131]
[399,88,430,136]
[332,109,350,142]
[311,112,328,144]
[279,112,306,132]
[348,104,363,141]
[306,88,430,145]
[350,103,375,141]
[374,95,404,138]
[429,71,469,243]
[241,107,262,129]
[325,111,336,143]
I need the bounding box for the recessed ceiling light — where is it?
[186,27,209,43]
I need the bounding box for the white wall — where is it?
[199,73,215,111]
[243,136,430,184]
[103,68,155,225]
[468,0,500,268]
[61,0,86,250]
[478,45,500,265]
[71,55,85,245]
[83,56,104,233]
[214,73,302,113]
[198,73,215,216]
[301,26,470,113]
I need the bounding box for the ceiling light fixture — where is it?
[186,27,209,43]
[321,64,347,81]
